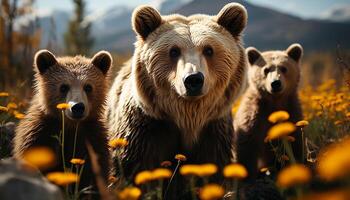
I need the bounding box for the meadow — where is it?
[1,57,349,199]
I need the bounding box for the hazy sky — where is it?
[35,0,350,19]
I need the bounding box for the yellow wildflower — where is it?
[180,164,200,176]
[160,160,172,167]
[268,111,290,123]
[70,158,85,165]
[7,102,18,109]
[117,187,142,200]
[14,112,25,119]
[0,92,9,97]
[108,138,128,148]
[260,167,269,173]
[223,163,248,179]
[152,168,172,180]
[175,154,187,161]
[334,120,343,126]
[0,106,8,112]
[56,103,70,110]
[265,122,296,142]
[277,164,311,188]
[197,163,218,177]
[317,137,350,181]
[199,184,224,200]
[279,155,289,162]
[108,176,117,183]
[296,120,309,127]
[46,172,78,186]
[346,112,350,118]
[22,147,56,170]
[286,136,295,142]
[134,170,153,185]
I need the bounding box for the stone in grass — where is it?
[0,158,64,200]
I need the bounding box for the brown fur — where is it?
[107,3,247,199]
[13,50,112,195]
[234,44,304,181]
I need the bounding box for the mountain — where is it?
[93,0,350,53]
[25,0,350,53]
[321,5,350,23]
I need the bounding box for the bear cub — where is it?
[234,44,304,181]
[13,50,113,193]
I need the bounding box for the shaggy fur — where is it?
[107,3,248,199]
[13,50,112,194]
[234,44,304,181]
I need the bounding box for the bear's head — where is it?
[246,44,303,97]
[131,3,248,144]
[33,50,113,121]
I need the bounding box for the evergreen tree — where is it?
[64,0,93,55]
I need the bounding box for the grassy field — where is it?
[1,71,349,199]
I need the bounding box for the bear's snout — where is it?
[271,80,282,93]
[70,102,85,119]
[183,72,204,96]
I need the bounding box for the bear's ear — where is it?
[216,3,248,37]
[286,43,303,62]
[132,5,162,40]
[246,47,262,65]
[91,51,113,75]
[34,50,57,74]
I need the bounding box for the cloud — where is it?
[321,4,350,22]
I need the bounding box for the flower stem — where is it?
[165,160,181,198]
[283,138,296,164]
[70,123,80,172]
[190,176,197,200]
[61,110,66,171]
[301,128,305,163]
[233,179,238,200]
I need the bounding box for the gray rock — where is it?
[0,158,64,200]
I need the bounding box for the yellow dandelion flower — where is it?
[108,176,117,183]
[317,138,350,181]
[334,120,343,126]
[7,102,18,109]
[268,111,290,123]
[279,155,290,162]
[223,163,248,179]
[265,122,296,142]
[56,103,70,110]
[117,187,142,200]
[152,168,172,180]
[346,112,350,118]
[296,120,309,127]
[22,147,56,170]
[46,172,78,186]
[14,112,25,119]
[0,92,9,97]
[260,167,269,173]
[180,164,200,176]
[311,95,323,101]
[199,184,224,200]
[108,138,128,148]
[175,154,187,161]
[276,164,311,188]
[0,106,9,112]
[160,160,172,167]
[316,111,323,117]
[197,164,218,177]
[134,170,153,185]
[70,158,85,165]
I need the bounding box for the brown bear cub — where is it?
[107,3,247,198]
[13,50,112,193]
[234,44,304,181]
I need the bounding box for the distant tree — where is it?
[64,0,93,56]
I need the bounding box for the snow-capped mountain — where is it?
[321,5,350,23]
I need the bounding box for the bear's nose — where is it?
[271,80,282,92]
[71,102,85,119]
[183,72,204,96]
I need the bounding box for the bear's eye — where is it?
[203,46,214,57]
[169,47,181,59]
[264,68,270,75]
[59,84,70,94]
[280,66,288,73]
[84,84,93,93]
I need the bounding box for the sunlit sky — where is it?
[35,0,350,19]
